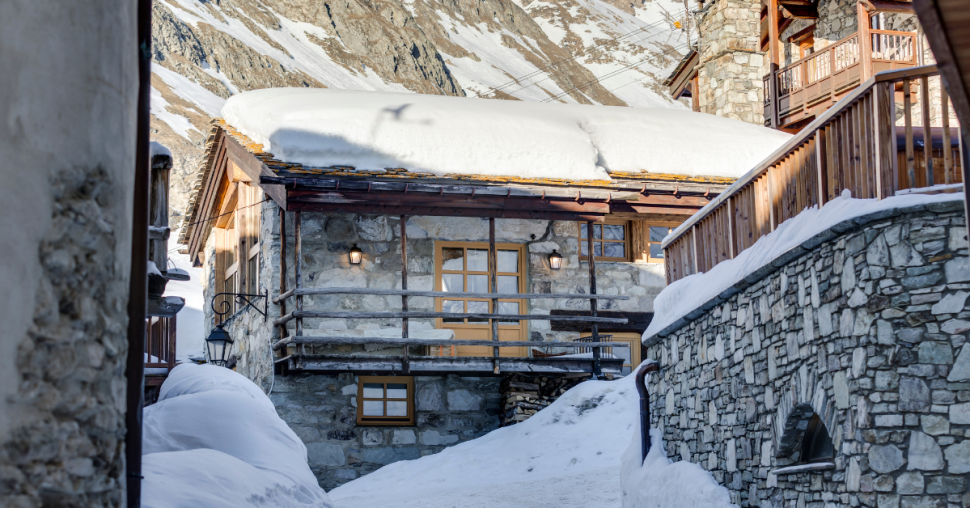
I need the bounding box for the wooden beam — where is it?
[285,201,609,222]
[489,217,499,373]
[921,75,934,186]
[287,355,625,375]
[294,211,304,348]
[860,0,916,13]
[586,220,601,377]
[400,215,410,373]
[276,336,632,350]
[284,288,631,300]
[274,311,629,326]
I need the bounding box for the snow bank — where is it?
[331,372,644,508]
[142,364,333,508]
[221,88,790,182]
[150,141,172,158]
[620,428,737,508]
[645,190,965,340]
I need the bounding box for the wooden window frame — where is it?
[356,376,415,426]
[213,181,262,324]
[577,221,631,262]
[434,241,527,329]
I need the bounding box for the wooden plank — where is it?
[586,220,601,376]
[921,75,934,186]
[401,215,410,372]
[278,337,632,349]
[274,311,629,325]
[549,310,653,333]
[943,86,954,184]
[289,355,625,375]
[278,208,289,344]
[490,218,500,371]
[904,77,916,189]
[295,211,304,350]
[290,288,629,300]
[286,201,608,222]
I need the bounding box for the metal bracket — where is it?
[212,290,269,321]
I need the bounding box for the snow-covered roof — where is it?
[221,88,791,183]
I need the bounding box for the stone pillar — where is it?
[0,1,138,506]
[695,0,764,125]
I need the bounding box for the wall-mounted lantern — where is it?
[205,323,234,367]
[548,249,563,270]
[349,244,363,265]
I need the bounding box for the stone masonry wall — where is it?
[696,0,763,124]
[272,373,501,489]
[0,1,138,507]
[645,200,970,508]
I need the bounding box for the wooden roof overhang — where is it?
[665,50,699,99]
[181,121,733,262]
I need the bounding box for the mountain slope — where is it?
[149,0,692,227]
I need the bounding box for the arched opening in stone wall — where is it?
[799,414,834,464]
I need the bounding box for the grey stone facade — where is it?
[0,1,138,506]
[200,204,665,487]
[645,200,970,507]
[272,373,501,489]
[695,0,764,124]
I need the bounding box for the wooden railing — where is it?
[766,20,918,130]
[665,65,963,284]
[145,315,177,373]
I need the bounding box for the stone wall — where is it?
[205,208,667,392]
[645,199,970,508]
[695,0,764,124]
[272,373,501,489]
[0,1,138,506]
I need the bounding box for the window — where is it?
[578,222,629,261]
[800,414,834,463]
[646,225,675,263]
[437,243,524,326]
[357,376,414,426]
[213,182,262,324]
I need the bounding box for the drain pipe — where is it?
[635,362,660,461]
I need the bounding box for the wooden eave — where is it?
[664,50,699,99]
[180,121,737,260]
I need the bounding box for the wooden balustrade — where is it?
[145,315,176,372]
[665,65,963,284]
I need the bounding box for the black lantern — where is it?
[205,323,234,367]
[349,244,363,265]
[548,249,563,270]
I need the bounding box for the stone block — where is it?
[391,429,416,445]
[945,257,970,283]
[361,446,421,465]
[950,402,970,424]
[307,442,346,467]
[925,474,967,494]
[918,342,953,365]
[447,389,483,411]
[920,415,949,436]
[868,444,905,473]
[417,382,443,411]
[362,428,384,446]
[899,377,931,412]
[931,291,968,314]
[907,432,944,471]
[895,471,923,495]
[421,430,459,446]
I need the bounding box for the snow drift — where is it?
[644,190,966,340]
[620,428,737,508]
[142,364,333,508]
[221,88,791,182]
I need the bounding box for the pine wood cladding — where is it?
[214,180,262,323]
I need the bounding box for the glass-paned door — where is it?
[435,242,527,357]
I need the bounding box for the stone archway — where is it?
[774,366,838,459]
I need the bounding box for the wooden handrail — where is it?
[664,64,957,284]
[273,287,630,302]
[273,310,629,326]
[273,336,631,351]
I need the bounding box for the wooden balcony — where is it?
[145,315,177,386]
[766,28,919,131]
[665,65,964,284]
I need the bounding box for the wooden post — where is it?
[768,0,781,128]
[816,129,829,204]
[691,75,700,112]
[691,226,699,275]
[904,78,916,189]
[921,75,934,186]
[586,221,601,378]
[726,196,735,259]
[294,210,303,354]
[489,218,499,374]
[858,3,873,81]
[943,86,953,184]
[401,215,410,374]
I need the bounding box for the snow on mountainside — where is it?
[149,0,692,228]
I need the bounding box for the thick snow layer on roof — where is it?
[221,88,791,182]
[620,428,737,508]
[331,369,729,508]
[142,364,333,508]
[643,191,965,341]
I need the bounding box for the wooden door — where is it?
[435,242,527,357]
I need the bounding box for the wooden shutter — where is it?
[630,221,650,263]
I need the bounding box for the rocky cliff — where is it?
[149,0,692,229]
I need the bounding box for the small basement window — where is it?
[357,376,415,426]
[800,414,834,463]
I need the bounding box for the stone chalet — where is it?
[176,111,740,488]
